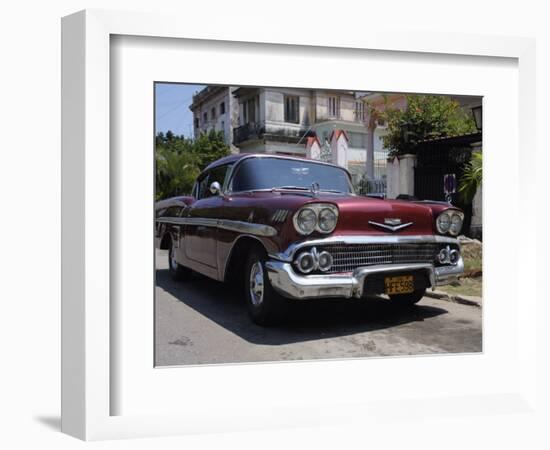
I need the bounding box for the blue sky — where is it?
[155,83,205,137]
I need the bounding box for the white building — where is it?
[190,86,239,152]
[231,87,387,183]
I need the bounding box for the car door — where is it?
[184,164,232,268]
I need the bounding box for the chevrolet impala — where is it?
[155,154,464,325]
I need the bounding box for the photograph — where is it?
[154,83,483,366]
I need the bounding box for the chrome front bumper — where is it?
[265,257,464,300]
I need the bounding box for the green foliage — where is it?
[192,130,231,169]
[374,95,476,156]
[459,151,482,204]
[155,130,230,200]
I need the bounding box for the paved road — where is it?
[155,250,482,366]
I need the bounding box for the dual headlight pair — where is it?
[436,210,464,236]
[292,203,339,235]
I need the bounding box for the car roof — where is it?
[203,153,248,171]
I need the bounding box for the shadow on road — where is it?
[155,268,449,345]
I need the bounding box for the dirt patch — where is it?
[459,236,482,275]
[443,277,482,298]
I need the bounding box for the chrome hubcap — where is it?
[249,261,264,306]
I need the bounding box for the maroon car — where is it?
[155,154,464,325]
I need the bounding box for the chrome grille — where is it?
[311,243,442,274]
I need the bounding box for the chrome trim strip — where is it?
[368,220,414,232]
[156,216,277,237]
[265,257,464,300]
[269,234,460,262]
[155,217,188,225]
[218,219,277,237]
[271,209,290,223]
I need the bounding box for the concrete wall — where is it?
[315,92,359,122]
[470,145,483,237]
[330,133,348,167]
[263,88,312,126]
[306,139,321,160]
[386,158,400,199]
[470,184,482,238]
[386,154,416,199]
[399,154,416,196]
[238,140,307,155]
[192,88,236,146]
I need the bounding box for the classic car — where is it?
[155,154,464,325]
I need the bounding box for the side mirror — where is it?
[209,181,221,196]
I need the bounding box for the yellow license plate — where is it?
[384,275,414,295]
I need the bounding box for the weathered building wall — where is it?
[191,87,237,149]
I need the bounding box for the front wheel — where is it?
[389,288,426,307]
[168,239,192,281]
[244,249,288,326]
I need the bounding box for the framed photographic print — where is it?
[62,9,538,441]
[153,82,482,367]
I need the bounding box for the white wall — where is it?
[264,88,313,126]
[386,157,400,199]
[386,154,416,198]
[315,92,361,122]
[192,88,234,142]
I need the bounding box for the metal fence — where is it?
[354,177,387,198]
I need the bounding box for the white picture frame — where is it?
[62,9,538,441]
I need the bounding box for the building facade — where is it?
[190,86,239,152]
[230,87,387,184]
[189,87,480,218]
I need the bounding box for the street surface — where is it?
[155,250,482,366]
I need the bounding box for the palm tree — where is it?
[459,151,482,204]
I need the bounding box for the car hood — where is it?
[229,191,437,237]
[325,195,435,235]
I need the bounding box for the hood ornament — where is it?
[310,182,320,197]
[369,218,413,232]
[384,218,402,226]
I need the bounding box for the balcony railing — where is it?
[233,122,266,144]
[233,121,311,145]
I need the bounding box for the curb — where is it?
[425,290,482,308]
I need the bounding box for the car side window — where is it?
[197,164,234,199]
[196,174,210,200]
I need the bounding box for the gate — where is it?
[414,134,480,202]
[414,133,481,233]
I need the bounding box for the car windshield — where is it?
[230,157,353,193]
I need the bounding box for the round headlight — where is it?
[295,208,317,235]
[317,251,333,272]
[449,213,463,236]
[318,208,337,233]
[436,212,451,234]
[296,252,315,273]
[437,247,449,264]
